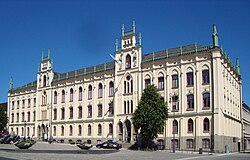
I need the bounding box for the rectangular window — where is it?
[27,112,30,122]
[11,113,14,123]
[186,139,194,148]
[98,104,102,117]
[33,98,36,107]
[12,101,14,110]
[187,95,194,110]
[41,110,47,120]
[17,100,20,109]
[172,75,178,88]
[202,139,210,149]
[203,93,210,108]
[145,79,151,88]
[202,70,210,84]
[109,102,114,116]
[33,111,36,121]
[88,106,92,118]
[61,108,65,120]
[69,108,73,119]
[53,109,57,120]
[158,77,164,90]
[78,106,82,118]
[22,112,25,122]
[172,96,179,111]
[22,100,25,108]
[28,99,31,108]
[16,113,19,122]
[187,72,194,86]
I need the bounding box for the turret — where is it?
[212,24,219,47]
[236,58,240,75]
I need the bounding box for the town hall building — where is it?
[8,21,242,153]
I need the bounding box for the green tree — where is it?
[132,85,168,148]
[0,107,7,132]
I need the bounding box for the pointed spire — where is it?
[48,48,51,59]
[132,20,136,33]
[122,23,125,36]
[212,24,219,47]
[139,32,142,46]
[42,50,44,60]
[236,58,240,75]
[9,77,13,91]
[115,39,119,52]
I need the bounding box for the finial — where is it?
[9,76,13,91]
[212,24,219,47]
[139,32,142,46]
[236,58,240,75]
[48,48,51,59]
[132,20,136,33]
[122,23,125,36]
[42,50,44,60]
[115,39,119,52]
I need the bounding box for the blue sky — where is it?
[0,0,249,105]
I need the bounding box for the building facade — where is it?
[242,102,250,150]
[8,22,242,153]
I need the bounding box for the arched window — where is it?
[203,118,209,132]
[69,125,73,136]
[98,83,103,98]
[53,126,56,136]
[88,125,91,136]
[70,88,74,102]
[202,69,210,84]
[158,76,164,90]
[109,123,113,134]
[109,81,114,96]
[43,75,46,87]
[186,72,194,86]
[62,90,65,103]
[145,78,151,88]
[124,75,133,94]
[173,120,178,134]
[54,91,57,104]
[88,85,92,99]
[98,124,102,136]
[61,108,65,120]
[27,127,30,137]
[79,87,83,101]
[172,74,178,88]
[78,125,82,136]
[125,54,131,69]
[187,94,194,110]
[61,126,64,136]
[203,93,210,108]
[187,119,193,133]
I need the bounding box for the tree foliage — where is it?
[132,85,168,147]
[0,107,7,132]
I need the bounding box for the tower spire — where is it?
[122,23,125,36]
[139,32,142,46]
[236,58,240,75]
[9,76,13,91]
[212,24,219,47]
[132,20,136,33]
[115,39,119,52]
[48,48,51,59]
[42,50,44,60]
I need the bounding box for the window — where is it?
[61,108,65,120]
[124,101,126,114]
[202,139,210,148]
[172,139,179,148]
[22,100,25,108]
[172,96,179,111]
[109,123,113,134]
[62,90,65,103]
[69,125,73,136]
[16,113,19,122]
[21,127,24,136]
[27,112,30,122]
[78,125,82,136]
[203,93,210,108]
[33,111,36,121]
[187,72,194,86]
[54,91,57,104]
[88,105,92,118]
[61,126,64,136]
[98,83,103,98]
[187,119,193,133]
[43,75,46,87]
[22,112,25,122]
[145,78,151,88]
[98,104,102,117]
[158,77,164,90]
[16,128,19,135]
[69,107,73,119]
[53,109,57,120]
[70,88,74,102]
[11,113,14,123]
[88,85,92,99]
[172,74,179,88]
[186,139,194,148]
[124,76,133,94]
[78,106,82,118]
[33,98,36,107]
[131,100,133,113]
[109,102,114,115]
[202,70,209,84]
[124,81,126,94]
[79,87,83,101]
[125,54,131,69]
[109,81,114,96]
[53,126,56,136]
[98,124,102,136]
[173,120,178,134]
[88,125,91,136]
[187,94,194,110]
[28,99,31,108]
[203,118,209,132]
[17,100,20,109]
[12,101,14,110]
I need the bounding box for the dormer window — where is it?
[125,54,131,69]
